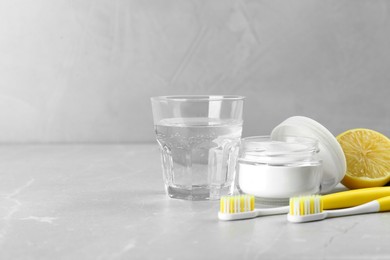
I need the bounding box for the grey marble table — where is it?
[0,144,389,260]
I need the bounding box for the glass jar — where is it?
[236,136,323,205]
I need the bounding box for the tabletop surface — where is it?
[0,144,389,260]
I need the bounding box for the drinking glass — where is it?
[151,95,244,200]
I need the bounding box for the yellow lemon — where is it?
[337,128,390,189]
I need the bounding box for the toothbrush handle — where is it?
[323,187,390,209]
[378,196,390,212]
[254,206,289,216]
[326,196,390,218]
[326,201,380,218]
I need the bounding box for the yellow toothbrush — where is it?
[218,187,390,221]
[288,195,390,223]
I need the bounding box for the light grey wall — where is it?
[0,0,389,143]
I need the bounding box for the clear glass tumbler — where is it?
[151,95,244,200]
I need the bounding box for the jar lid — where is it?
[271,116,346,193]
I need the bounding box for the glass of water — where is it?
[151,95,244,200]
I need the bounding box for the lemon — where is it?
[337,128,390,189]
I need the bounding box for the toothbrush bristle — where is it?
[289,195,323,216]
[220,195,255,214]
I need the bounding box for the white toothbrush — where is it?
[287,195,390,223]
[218,187,390,221]
[218,195,289,221]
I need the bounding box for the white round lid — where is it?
[270,116,346,193]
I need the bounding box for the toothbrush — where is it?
[218,195,289,221]
[287,195,390,223]
[218,187,390,221]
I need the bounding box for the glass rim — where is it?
[151,95,245,102]
[241,135,319,150]
[239,135,320,163]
